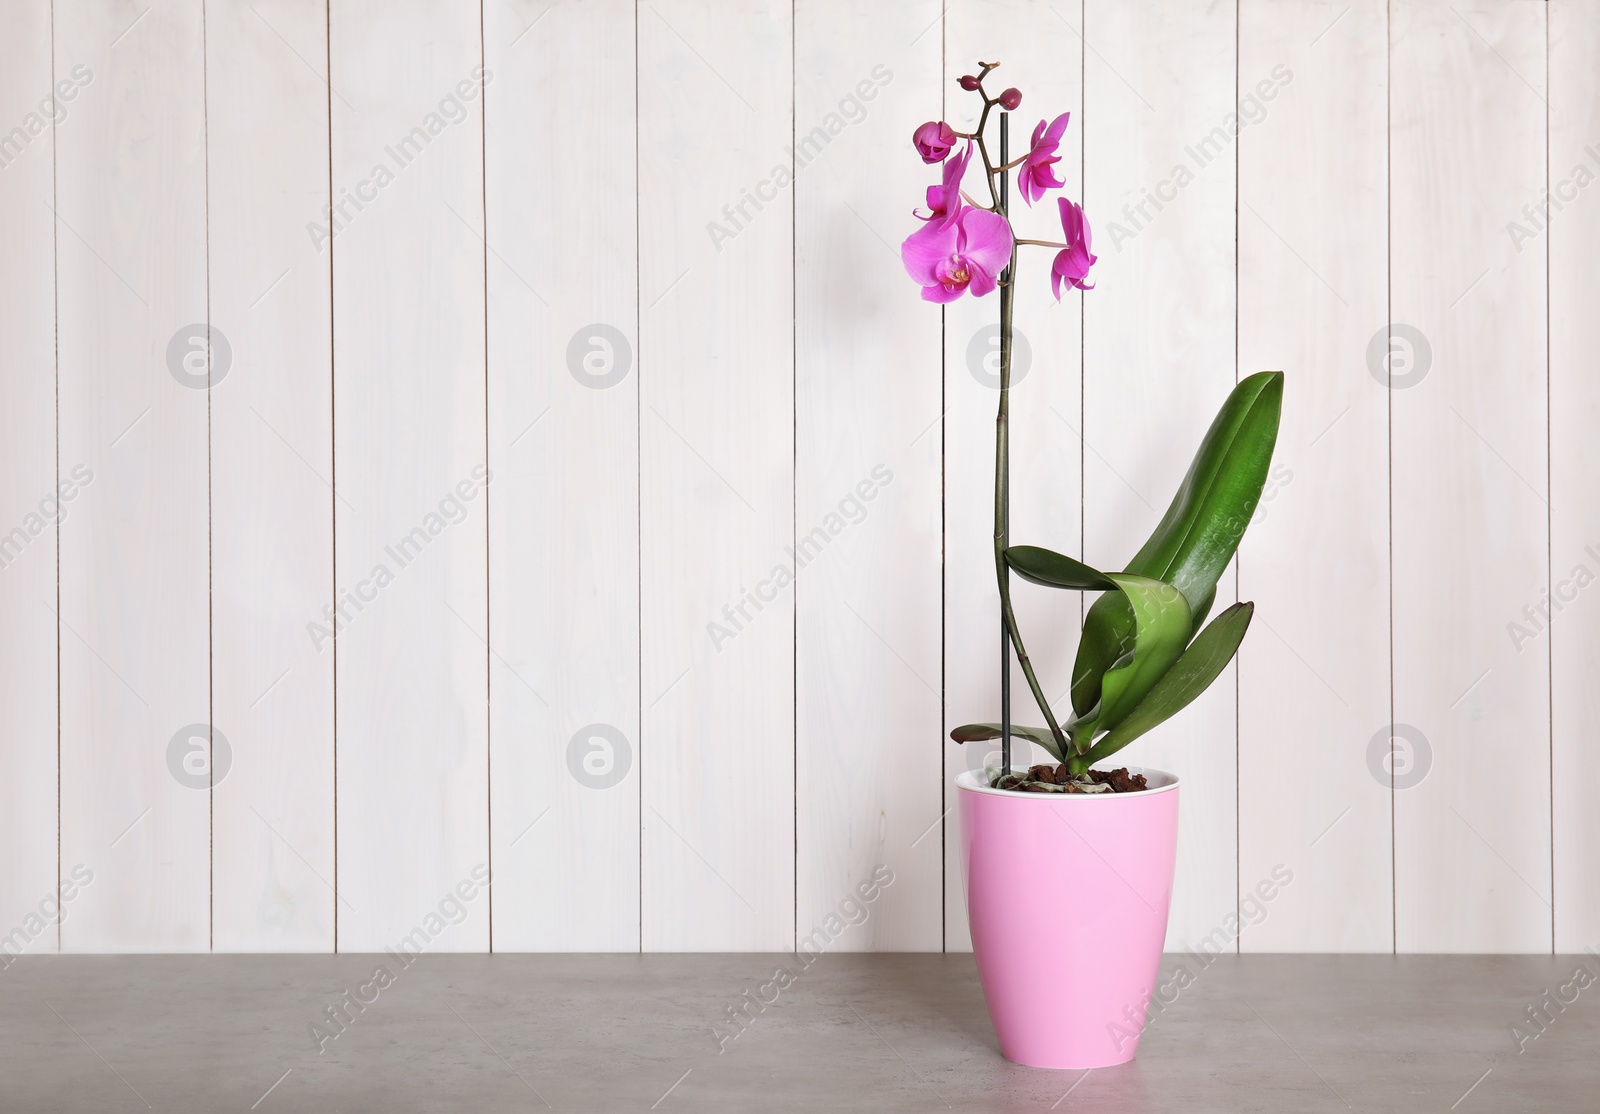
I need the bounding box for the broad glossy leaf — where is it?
[1082,573,1191,737]
[1005,546,1117,592]
[1068,602,1254,774]
[949,722,1064,762]
[1070,372,1282,718]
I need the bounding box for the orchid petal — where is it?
[957,207,1014,280]
[901,219,959,284]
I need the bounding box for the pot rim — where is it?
[954,765,1179,798]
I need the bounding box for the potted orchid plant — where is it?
[904,63,1283,1070]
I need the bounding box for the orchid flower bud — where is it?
[912,120,958,164]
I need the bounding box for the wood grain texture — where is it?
[1550,0,1600,954]
[794,0,942,952]
[330,0,489,951]
[1082,0,1239,952]
[942,0,1088,952]
[57,0,212,951]
[1391,0,1550,952]
[207,0,335,952]
[638,0,795,950]
[484,0,641,951]
[1236,0,1392,951]
[0,0,62,950]
[10,0,1597,957]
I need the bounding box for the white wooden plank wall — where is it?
[795,0,943,950]
[329,0,490,951]
[1391,0,1550,952]
[485,0,641,951]
[1,0,1593,956]
[638,0,795,950]
[1551,0,1600,954]
[57,0,212,951]
[1237,0,1392,951]
[208,0,336,952]
[0,0,62,950]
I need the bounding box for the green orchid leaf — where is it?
[1070,371,1282,719]
[1068,602,1255,774]
[1084,573,1191,738]
[1005,546,1118,592]
[949,722,1064,763]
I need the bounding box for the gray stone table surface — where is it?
[0,953,1595,1112]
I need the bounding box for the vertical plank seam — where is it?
[479,0,493,955]
[940,0,948,957]
[1078,0,1085,608]
[1386,0,1396,956]
[634,0,644,954]
[325,0,339,954]
[1544,0,1554,955]
[50,0,62,955]
[201,0,215,954]
[1233,0,1242,955]
[791,0,798,958]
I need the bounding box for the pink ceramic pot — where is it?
[957,766,1179,1069]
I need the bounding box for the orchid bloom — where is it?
[1018,113,1070,206]
[902,205,1014,303]
[912,120,958,164]
[914,140,974,227]
[1051,197,1096,298]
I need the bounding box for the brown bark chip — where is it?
[993,765,1149,793]
[1087,767,1148,793]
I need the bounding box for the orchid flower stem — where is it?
[990,113,1069,776]
[974,126,1001,211]
[1016,238,1070,248]
[968,64,1004,211]
[996,112,1010,778]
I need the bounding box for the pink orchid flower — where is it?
[1051,197,1096,298]
[903,205,1014,303]
[1018,112,1070,206]
[912,120,958,164]
[914,140,974,228]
